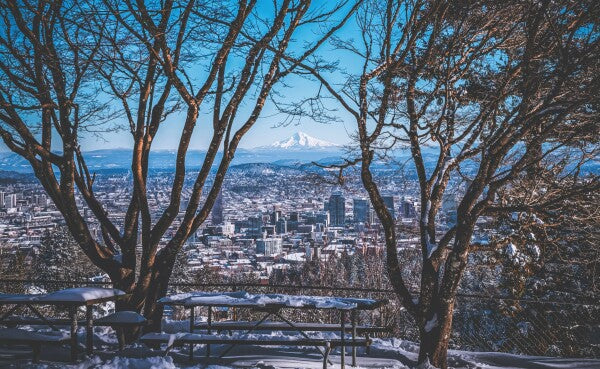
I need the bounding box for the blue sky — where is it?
[78,94,356,151]
[74,1,362,152]
[0,1,365,153]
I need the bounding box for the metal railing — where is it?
[0,279,598,358]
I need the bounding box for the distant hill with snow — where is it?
[0,132,346,173]
[258,131,340,151]
[1,131,595,174]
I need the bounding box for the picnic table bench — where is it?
[1,316,81,326]
[0,288,132,362]
[153,291,388,368]
[0,328,70,362]
[1,311,146,329]
[140,332,371,369]
[193,320,390,334]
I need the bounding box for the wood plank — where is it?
[192,321,390,333]
[0,316,83,326]
[0,328,70,343]
[139,333,370,347]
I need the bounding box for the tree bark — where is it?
[417,290,457,369]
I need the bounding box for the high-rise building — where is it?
[276,218,287,234]
[353,198,371,224]
[401,198,416,218]
[179,199,189,212]
[211,190,224,225]
[382,195,395,219]
[256,238,282,256]
[316,212,330,227]
[0,192,4,208]
[34,194,47,207]
[327,191,345,226]
[248,215,262,229]
[270,209,281,223]
[5,194,17,208]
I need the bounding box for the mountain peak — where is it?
[268,131,339,150]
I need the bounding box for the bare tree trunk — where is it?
[143,249,178,333]
[418,301,454,368]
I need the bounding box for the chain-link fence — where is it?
[450,296,600,358]
[1,279,598,358]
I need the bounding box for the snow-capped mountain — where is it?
[264,131,339,150]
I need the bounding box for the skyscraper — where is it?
[382,195,395,219]
[353,198,371,224]
[211,190,224,225]
[401,198,416,218]
[256,238,282,256]
[327,190,346,226]
[316,211,330,227]
[5,194,17,208]
[276,218,287,234]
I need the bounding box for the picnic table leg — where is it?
[117,328,125,351]
[206,306,212,358]
[274,312,333,366]
[32,343,41,363]
[323,341,331,369]
[189,306,195,361]
[86,305,94,355]
[351,310,357,367]
[340,310,346,369]
[69,306,78,362]
[218,310,275,359]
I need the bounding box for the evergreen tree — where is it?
[34,227,101,282]
[0,247,29,293]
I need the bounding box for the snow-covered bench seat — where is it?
[1,311,147,351]
[2,311,146,327]
[94,311,147,327]
[0,328,70,362]
[1,316,82,327]
[193,320,388,358]
[193,320,391,334]
[140,332,371,368]
[94,311,147,350]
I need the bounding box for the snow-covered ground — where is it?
[1,324,599,369]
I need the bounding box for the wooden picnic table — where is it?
[0,287,127,361]
[158,291,388,368]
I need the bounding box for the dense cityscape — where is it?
[0,140,482,285]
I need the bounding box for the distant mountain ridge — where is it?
[0,147,343,173]
[0,132,345,172]
[2,133,595,174]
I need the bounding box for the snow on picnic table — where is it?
[0,288,126,303]
[159,291,381,310]
[36,287,126,302]
[95,310,147,324]
[0,293,42,302]
[160,291,253,306]
[0,327,70,342]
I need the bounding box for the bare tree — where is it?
[0,0,360,332]
[286,0,599,367]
